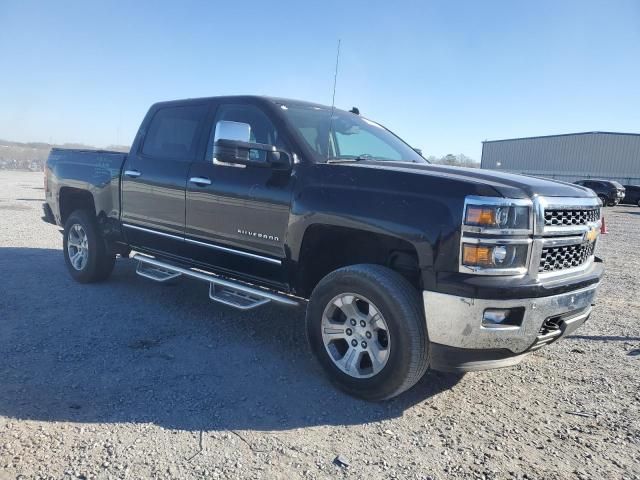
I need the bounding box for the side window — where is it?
[211,104,281,162]
[142,104,208,160]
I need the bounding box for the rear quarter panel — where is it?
[46,149,127,225]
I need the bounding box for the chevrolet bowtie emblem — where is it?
[584,226,598,242]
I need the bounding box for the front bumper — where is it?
[424,282,599,372]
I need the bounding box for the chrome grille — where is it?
[544,208,600,227]
[539,242,595,273]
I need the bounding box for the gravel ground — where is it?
[0,170,638,480]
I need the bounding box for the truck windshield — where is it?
[280,104,426,164]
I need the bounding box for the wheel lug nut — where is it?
[351,339,358,347]
[360,320,366,327]
[350,319,357,326]
[366,331,372,339]
[361,341,367,348]
[346,328,352,336]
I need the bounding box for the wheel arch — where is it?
[59,187,97,224]
[292,223,423,298]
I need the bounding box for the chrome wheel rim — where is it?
[321,293,390,379]
[67,224,89,271]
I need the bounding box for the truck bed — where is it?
[45,148,128,227]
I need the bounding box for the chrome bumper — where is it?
[424,283,599,369]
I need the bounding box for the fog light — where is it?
[482,307,525,329]
[483,309,509,324]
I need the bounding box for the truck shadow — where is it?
[568,334,640,342]
[0,247,462,432]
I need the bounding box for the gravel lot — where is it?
[0,170,638,480]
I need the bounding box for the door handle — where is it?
[189,176,212,186]
[124,169,141,178]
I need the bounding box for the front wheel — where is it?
[306,264,429,401]
[63,210,115,283]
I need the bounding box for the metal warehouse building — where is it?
[481,132,640,186]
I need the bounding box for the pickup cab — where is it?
[43,96,604,400]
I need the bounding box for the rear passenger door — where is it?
[121,102,210,254]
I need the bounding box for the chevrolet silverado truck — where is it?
[42,96,604,400]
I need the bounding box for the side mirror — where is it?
[212,120,291,170]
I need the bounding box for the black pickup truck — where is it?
[43,96,604,400]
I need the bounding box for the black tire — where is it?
[637,200,640,207]
[598,195,608,207]
[63,210,115,283]
[306,264,429,401]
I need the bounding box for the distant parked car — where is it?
[574,180,625,206]
[621,185,640,207]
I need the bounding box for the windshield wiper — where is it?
[327,154,375,163]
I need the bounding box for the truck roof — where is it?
[151,95,337,112]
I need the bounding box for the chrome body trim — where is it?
[461,237,533,245]
[423,282,599,354]
[184,237,282,265]
[122,223,183,241]
[124,169,141,178]
[122,223,283,265]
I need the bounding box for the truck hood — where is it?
[347,161,595,200]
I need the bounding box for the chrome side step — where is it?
[133,254,298,310]
[209,284,271,310]
[136,262,182,283]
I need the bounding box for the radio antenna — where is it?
[327,39,341,160]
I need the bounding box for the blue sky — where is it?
[0,0,638,160]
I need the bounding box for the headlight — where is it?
[460,196,533,276]
[464,205,530,230]
[461,243,529,270]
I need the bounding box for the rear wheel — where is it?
[63,210,115,283]
[306,264,429,401]
[598,195,608,207]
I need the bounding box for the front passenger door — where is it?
[185,102,295,284]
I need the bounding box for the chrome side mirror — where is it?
[214,120,251,143]
[212,120,292,170]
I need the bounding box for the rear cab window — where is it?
[142,104,209,160]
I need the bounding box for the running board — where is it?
[133,254,298,310]
[209,284,271,310]
[136,263,182,283]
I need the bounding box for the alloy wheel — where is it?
[67,224,89,271]
[321,293,390,379]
